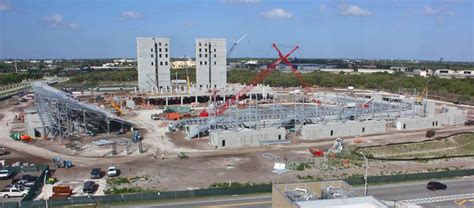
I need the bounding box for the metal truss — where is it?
[33,82,133,139]
[170,95,413,139]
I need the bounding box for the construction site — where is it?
[1,40,473,201]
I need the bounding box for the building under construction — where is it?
[32,82,133,139]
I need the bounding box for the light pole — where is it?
[44,169,49,208]
[360,152,368,196]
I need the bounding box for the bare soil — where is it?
[2,98,474,192]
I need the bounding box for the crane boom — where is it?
[227,34,248,57]
[416,58,443,102]
[212,44,299,116]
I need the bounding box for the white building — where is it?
[195,38,227,89]
[137,37,171,93]
[390,66,408,72]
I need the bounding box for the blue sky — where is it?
[0,0,472,61]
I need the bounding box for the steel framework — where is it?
[171,94,413,139]
[33,82,133,139]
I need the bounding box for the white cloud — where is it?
[120,10,143,20]
[340,4,372,17]
[43,14,79,30]
[0,0,11,12]
[220,0,261,4]
[423,5,454,16]
[261,8,293,20]
[319,4,327,12]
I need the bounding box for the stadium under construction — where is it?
[27,40,468,149]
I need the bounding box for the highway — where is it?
[118,178,474,208]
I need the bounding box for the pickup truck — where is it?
[0,189,28,198]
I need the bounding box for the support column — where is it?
[195,96,198,103]
[180,97,184,105]
[107,120,110,135]
[165,97,169,106]
[83,110,87,133]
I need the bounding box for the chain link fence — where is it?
[2,168,474,207]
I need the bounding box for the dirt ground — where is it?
[1,98,474,193]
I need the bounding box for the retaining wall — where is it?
[210,127,286,148]
[301,120,386,140]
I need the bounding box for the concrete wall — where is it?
[210,127,285,148]
[301,120,386,140]
[137,37,171,93]
[195,38,227,89]
[396,106,466,130]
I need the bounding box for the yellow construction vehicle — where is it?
[111,101,124,116]
[416,58,443,103]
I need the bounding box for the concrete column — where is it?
[195,96,198,103]
[165,97,169,106]
[223,96,226,102]
[180,97,184,105]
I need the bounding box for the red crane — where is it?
[206,43,309,116]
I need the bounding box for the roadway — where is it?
[117,178,474,208]
[359,177,474,208]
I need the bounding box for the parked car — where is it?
[427,181,447,191]
[0,189,28,198]
[15,179,35,187]
[107,166,119,177]
[0,169,12,180]
[82,181,96,194]
[5,184,29,191]
[90,168,102,179]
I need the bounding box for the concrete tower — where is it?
[195,38,227,89]
[137,37,171,93]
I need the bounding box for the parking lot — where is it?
[0,171,42,203]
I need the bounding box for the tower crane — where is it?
[227,34,248,57]
[416,58,443,103]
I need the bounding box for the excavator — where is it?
[111,101,124,116]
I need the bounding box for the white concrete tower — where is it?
[137,37,171,93]
[195,38,227,89]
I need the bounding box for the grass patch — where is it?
[360,133,474,160]
[104,187,154,194]
[107,177,130,186]
[209,182,271,189]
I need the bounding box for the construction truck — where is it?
[52,157,73,168]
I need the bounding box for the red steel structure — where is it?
[210,43,314,116]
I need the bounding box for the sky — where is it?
[0,0,473,61]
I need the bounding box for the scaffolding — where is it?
[33,81,133,139]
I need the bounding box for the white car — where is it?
[0,169,12,179]
[107,166,119,177]
[0,189,28,198]
[5,184,30,191]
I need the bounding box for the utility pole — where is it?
[44,169,49,208]
[360,152,369,196]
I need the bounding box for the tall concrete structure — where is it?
[195,38,227,89]
[137,37,171,93]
